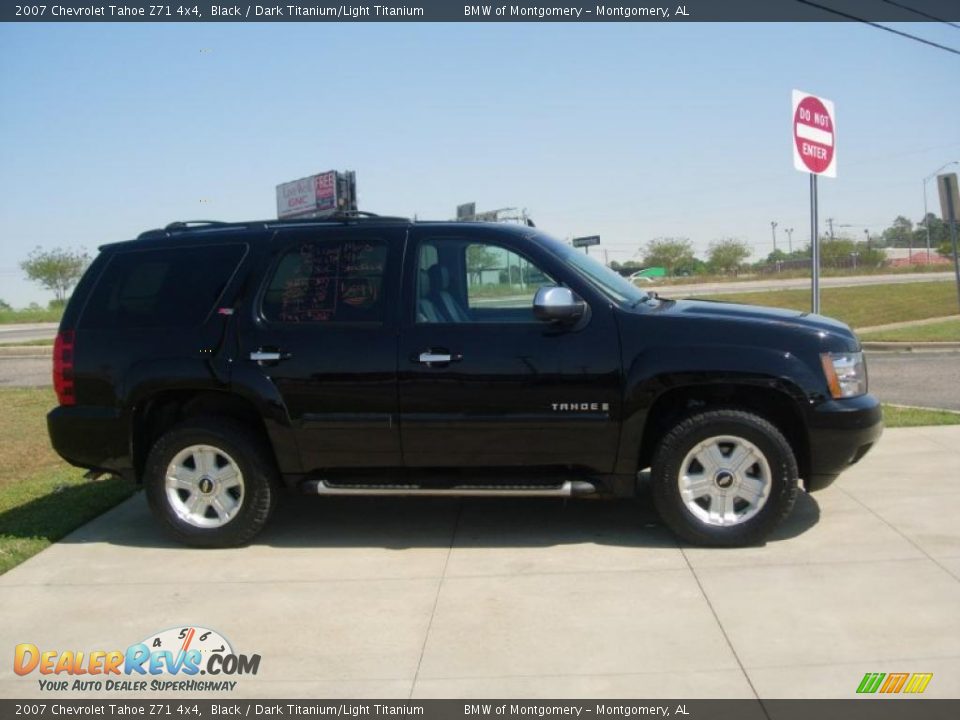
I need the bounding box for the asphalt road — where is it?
[2,349,958,410]
[0,322,58,344]
[0,355,51,387]
[866,350,960,411]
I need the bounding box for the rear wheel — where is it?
[145,417,278,547]
[650,409,798,547]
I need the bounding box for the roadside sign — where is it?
[938,173,960,223]
[572,235,600,248]
[792,90,837,316]
[456,202,476,221]
[792,90,836,178]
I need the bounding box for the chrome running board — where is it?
[301,479,596,497]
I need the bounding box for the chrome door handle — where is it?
[250,351,282,362]
[419,352,451,364]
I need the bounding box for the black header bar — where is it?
[3,0,960,23]
[3,699,960,719]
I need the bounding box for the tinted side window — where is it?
[80,244,246,330]
[261,238,388,323]
[414,237,555,323]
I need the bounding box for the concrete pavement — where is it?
[1,426,958,699]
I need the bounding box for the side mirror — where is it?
[533,286,585,323]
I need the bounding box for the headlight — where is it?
[820,351,867,398]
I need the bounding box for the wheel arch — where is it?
[131,389,280,483]
[634,381,811,484]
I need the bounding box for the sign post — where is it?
[792,90,837,314]
[937,173,960,312]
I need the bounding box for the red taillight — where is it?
[53,330,75,406]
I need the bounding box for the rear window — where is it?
[80,244,246,330]
[261,238,388,323]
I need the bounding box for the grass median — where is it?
[858,317,960,342]
[0,308,62,324]
[0,388,134,575]
[694,281,957,328]
[881,404,960,427]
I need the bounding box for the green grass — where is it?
[0,308,62,324]
[649,263,950,288]
[0,388,134,575]
[696,281,957,328]
[858,317,960,342]
[882,404,960,427]
[0,338,54,347]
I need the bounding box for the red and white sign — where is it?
[792,90,836,178]
[314,172,337,213]
[276,171,339,218]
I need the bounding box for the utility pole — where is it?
[770,221,778,252]
[826,217,835,240]
[864,228,870,249]
[941,174,960,313]
[785,227,794,254]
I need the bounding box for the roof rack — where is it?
[135,212,411,241]
[136,220,248,240]
[163,220,232,231]
[271,210,410,224]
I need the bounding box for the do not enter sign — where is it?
[792,90,836,178]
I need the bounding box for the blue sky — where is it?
[1,21,958,306]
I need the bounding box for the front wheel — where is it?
[650,409,799,547]
[144,417,278,548]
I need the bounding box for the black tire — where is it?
[650,409,798,547]
[144,417,278,548]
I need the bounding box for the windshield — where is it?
[536,233,651,306]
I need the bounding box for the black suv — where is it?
[48,215,882,547]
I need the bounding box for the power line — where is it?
[794,0,960,56]
[876,0,960,30]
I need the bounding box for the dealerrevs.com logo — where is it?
[14,626,260,693]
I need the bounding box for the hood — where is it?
[638,298,860,350]
[671,298,850,332]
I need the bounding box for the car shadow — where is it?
[31,480,822,552]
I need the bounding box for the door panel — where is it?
[398,230,621,471]
[239,227,403,471]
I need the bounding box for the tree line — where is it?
[2,212,957,309]
[609,212,957,278]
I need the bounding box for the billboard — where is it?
[276,171,340,219]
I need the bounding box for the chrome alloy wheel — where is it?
[677,435,772,527]
[164,445,245,529]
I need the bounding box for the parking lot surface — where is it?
[1,426,958,700]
